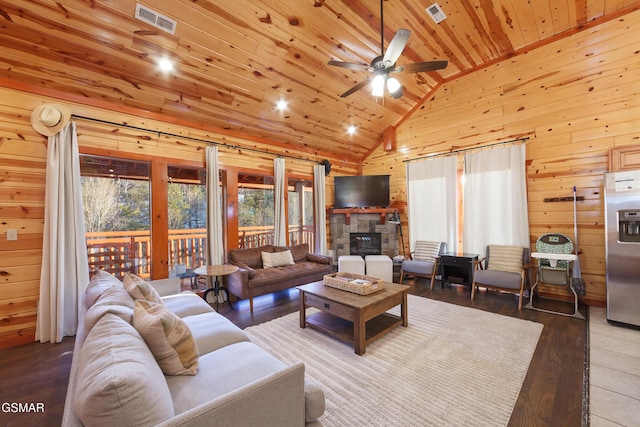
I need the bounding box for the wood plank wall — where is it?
[0,89,356,348]
[1,10,639,348]
[363,9,640,306]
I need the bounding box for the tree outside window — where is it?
[288,178,314,247]
[167,166,207,273]
[80,155,151,279]
[238,174,275,248]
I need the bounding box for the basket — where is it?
[323,272,385,295]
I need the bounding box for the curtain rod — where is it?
[403,137,529,163]
[71,114,323,165]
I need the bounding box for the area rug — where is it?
[245,294,543,427]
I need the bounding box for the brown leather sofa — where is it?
[226,243,332,312]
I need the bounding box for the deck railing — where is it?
[85,225,315,278]
[86,230,151,279]
[236,225,314,249]
[289,224,315,249]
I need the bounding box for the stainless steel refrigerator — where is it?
[604,169,640,327]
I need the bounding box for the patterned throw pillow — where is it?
[132,300,199,376]
[487,245,523,274]
[413,241,441,262]
[261,250,295,268]
[124,272,163,304]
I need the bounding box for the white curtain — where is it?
[273,157,286,246]
[406,156,458,252]
[463,143,529,255]
[206,146,225,266]
[36,121,90,343]
[313,165,327,254]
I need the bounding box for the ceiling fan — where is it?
[328,0,448,98]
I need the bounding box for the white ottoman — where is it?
[365,255,393,283]
[338,255,365,275]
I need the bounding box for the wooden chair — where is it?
[399,241,446,289]
[471,245,531,309]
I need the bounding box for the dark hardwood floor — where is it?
[0,277,587,427]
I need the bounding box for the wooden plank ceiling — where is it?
[0,0,638,164]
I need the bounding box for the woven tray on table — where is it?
[323,272,385,295]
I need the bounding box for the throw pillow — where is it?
[229,245,275,269]
[413,241,441,262]
[487,245,523,274]
[277,244,309,262]
[84,286,136,334]
[84,270,123,308]
[74,313,175,426]
[132,299,199,375]
[124,272,163,304]
[262,250,295,268]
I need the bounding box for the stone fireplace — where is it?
[350,232,382,256]
[328,210,399,260]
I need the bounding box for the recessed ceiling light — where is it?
[276,100,288,111]
[347,125,357,135]
[157,57,173,72]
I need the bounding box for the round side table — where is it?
[194,264,238,311]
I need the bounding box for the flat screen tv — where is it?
[334,175,390,208]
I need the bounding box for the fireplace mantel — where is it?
[327,207,397,225]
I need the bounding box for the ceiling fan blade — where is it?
[340,79,369,98]
[397,60,448,73]
[328,60,370,72]
[382,28,411,67]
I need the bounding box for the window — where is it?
[238,174,275,248]
[80,155,151,279]
[80,153,317,276]
[167,165,207,274]
[288,178,314,247]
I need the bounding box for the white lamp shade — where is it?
[387,77,401,94]
[371,74,385,97]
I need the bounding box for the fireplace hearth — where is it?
[350,233,382,256]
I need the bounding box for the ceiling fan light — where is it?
[371,74,385,97]
[390,87,403,99]
[387,77,401,94]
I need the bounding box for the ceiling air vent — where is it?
[426,3,447,24]
[135,3,176,34]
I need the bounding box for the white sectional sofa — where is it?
[62,271,325,427]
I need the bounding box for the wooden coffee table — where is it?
[297,280,409,355]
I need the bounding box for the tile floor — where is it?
[589,307,640,426]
